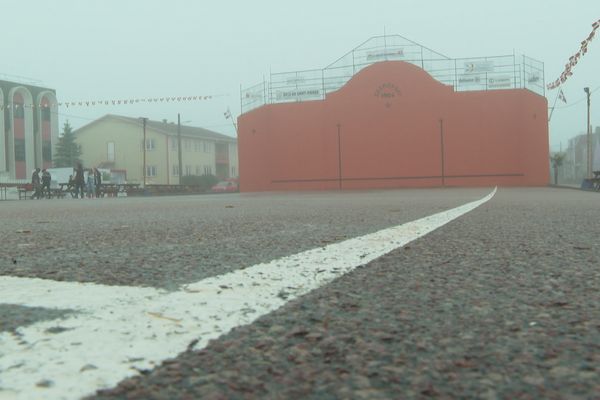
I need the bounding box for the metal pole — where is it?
[440,119,445,186]
[584,87,592,178]
[337,123,342,190]
[548,89,560,122]
[178,113,183,184]
[142,117,147,187]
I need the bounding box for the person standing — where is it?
[74,163,85,199]
[93,168,102,198]
[86,169,95,198]
[31,168,41,199]
[41,169,52,198]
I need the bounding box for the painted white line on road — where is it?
[0,188,496,400]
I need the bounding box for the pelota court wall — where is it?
[238,61,549,192]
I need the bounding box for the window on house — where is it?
[171,137,178,151]
[203,141,210,153]
[145,138,155,151]
[146,166,157,177]
[107,142,115,161]
[231,166,237,177]
[185,165,192,176]
[172,165,179,176]
[203,165,212,175]
[184,139,191,151]
[196,165,201,175]
[194,141,200,152]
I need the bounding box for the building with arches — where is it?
[0,80,59,180]
[238,35,549,192]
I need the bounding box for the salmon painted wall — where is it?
[238,61,549,192]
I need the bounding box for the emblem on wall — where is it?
[374,83,401,108]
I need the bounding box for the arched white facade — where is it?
[8,86,35,179]
[0,88,5,174]
[36,91,59,168]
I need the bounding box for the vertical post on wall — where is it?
[142,117,147,187]
[440,119,445,186]
[512,50,517,89]
[584,87,592,178]
[337,123,342,191]
[178,113,183,184]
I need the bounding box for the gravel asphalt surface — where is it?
[2,187,599,399]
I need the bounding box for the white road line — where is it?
[0,188,496,400]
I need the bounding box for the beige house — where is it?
[74,114,238,185]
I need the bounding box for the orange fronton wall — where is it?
[238,61,549,192]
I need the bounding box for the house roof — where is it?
[74,114,236,142]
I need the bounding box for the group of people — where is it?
[31,163,102,199]
[68,163,102,199]
[30,168,52,199]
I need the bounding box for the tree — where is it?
[53,121,82,167]
[180,174,219,191]
[550,152,566,185]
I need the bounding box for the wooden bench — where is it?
[49,188,67,199]
[18,184,34,200]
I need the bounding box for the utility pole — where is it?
[178,113,183,185]
[142,117,147,187]
[584,87,592,179]
[337,123,342,190]
[440,119,445,186]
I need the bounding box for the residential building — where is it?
[74,114,237,184]
[0,80,59,180]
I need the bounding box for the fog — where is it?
[2,0,598,150]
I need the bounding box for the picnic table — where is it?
[97,183,141,197]
[582,171,600,191]
[592,171,600,191]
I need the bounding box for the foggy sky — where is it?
[2,0,598,151]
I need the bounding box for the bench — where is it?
[49,188,67,199]
[18,184,34,200]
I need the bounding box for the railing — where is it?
[215,153,229,164]
[241,34,545,113]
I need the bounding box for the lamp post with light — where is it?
[584,87,591,179]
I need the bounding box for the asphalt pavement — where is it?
[1,187,599,399]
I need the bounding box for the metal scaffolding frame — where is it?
[241,34,545,113]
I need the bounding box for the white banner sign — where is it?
[366,49,405,61]
[464,61,494,73]
[275,88,321,100]
[487,76,512,88]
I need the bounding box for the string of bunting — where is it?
[547,18,600,90]
[0,94,216,111]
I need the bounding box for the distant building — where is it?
[562,127,600,183]
[74,114,238,184]
[0,80,59,180]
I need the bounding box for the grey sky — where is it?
[2,0,598,151]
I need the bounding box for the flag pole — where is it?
[548,88,561,122]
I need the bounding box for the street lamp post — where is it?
[584,87,591,179]
[177,114,183,184]
[337,123,342,190]
[141,117,148,187]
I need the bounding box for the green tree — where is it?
[550,152,566,185]
[53,121,82,167]
[180,174,219,191]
